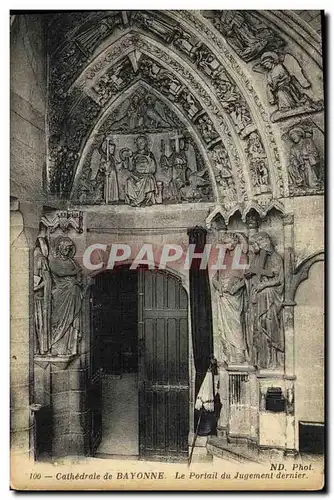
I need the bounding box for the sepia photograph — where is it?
[9,7,325,491]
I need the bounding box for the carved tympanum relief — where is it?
[73,88,214,206]
[47,10,323,207]
[47,11,280,202]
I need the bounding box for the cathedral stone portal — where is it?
[10,10,324,465]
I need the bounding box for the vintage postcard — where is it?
[10,9,325,491]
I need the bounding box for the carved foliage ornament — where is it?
[41,210,83,233]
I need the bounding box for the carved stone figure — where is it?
[253,52,323,122]
[139,57,161,82]
[288,126,321,189]
[211,145,237,204]
[192,44,221,78]
[172,29,198,59]
[245,232,284,369]
[196,115,219,144]
[155,71,182,102]
[112,93,143,130]
[176,89,202,119]
[142,94,171,128]
[74,14,123,56]
[100,135,119,203]
[131,11,177,44]
[212,11,285,62]
[212,233,248,364]
[34,237,52,355]
[246,132,270,191]
[215,79,240,104]
[94,163,107,203]
[122,135,159,207]
[180,169,211,202]
[111,93,173,131]
[93,63,125,106]
[49,237,83,356]
[160,135,190,201]
[226,102,254,137]
[78,166,93,204]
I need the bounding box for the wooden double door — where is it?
[90,267,189,460]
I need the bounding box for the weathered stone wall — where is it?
[294,260,324,450]
[10,15,47,464]
[11,15,47,204]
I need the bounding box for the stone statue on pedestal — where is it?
[245,232,284,369]
[212,232,248,364]
[48,236,83,356]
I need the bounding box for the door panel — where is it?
[88,367,103,455]
[139,269,189,460]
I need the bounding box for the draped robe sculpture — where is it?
[123,135,159,207]
[212,233,248,364]
[245,232,284,369]
[48,237,83,356]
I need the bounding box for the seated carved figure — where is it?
[122,135,159,207]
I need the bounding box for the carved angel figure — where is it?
[99,135,119,203]
[253,52,323,121]
[111,93,172,131]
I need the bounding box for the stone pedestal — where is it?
[258,374,287,451]
[49,356,90,457]
[226,364,256,442]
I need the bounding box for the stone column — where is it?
[50,357,90,457]
[10,207,34,462]
[283,214,295,377]
[217,364,229,440]
[282,213,297,455]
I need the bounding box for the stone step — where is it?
[206,437,262,464]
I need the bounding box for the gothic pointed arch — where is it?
[70,80,222,205]
[47,9,324,211]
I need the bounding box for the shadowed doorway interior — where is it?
[90,266,189,461]
[92,267,139,457]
